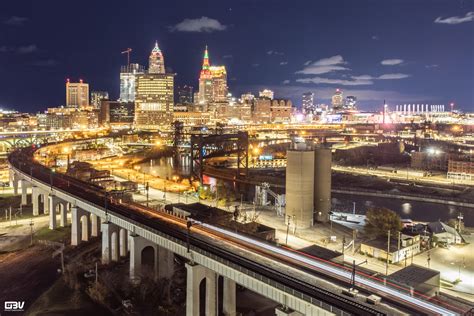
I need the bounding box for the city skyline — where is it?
[0,0,473,112]
[0,1,473,314]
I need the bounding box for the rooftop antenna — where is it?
[121,48,132,66]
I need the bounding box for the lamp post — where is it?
[286,215,291,245]
[145,182,149,207]
[186,220,192,253]
[29,219,34,245]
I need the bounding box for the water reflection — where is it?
[138,154,191,180]
[401,203,412,215]
[332,194,473,226]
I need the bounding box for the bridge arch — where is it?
[141,245,156,279]
[199,278,207,316]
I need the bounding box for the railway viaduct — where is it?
[8,149,360,316]
[8,145,457,316]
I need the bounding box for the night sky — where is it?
[0,0,473,113]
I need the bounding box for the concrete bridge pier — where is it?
[48,194,61,229]
[129,234,158,282]
[9,169,14,188]
[90,213,100,237]
[158,247,175,279]
[101,221,120,264]
[71,206,89,246]
[43,193,50,214]
[222,277,236,316]
[20,179,30,206]
[32,186,40,216]
[185,262,217,316]
[59,202,69,227]
[11,171,19,195]
[119,228,128,257]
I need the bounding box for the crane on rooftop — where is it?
[121,48,132,66]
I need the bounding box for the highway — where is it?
[9,147,465,315]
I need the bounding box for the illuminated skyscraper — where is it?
[198,46,213,104]
[302,92,315,114]
[148,41,165,74]
[197,46,229,106]
[120,63,145,102]
[259,89,274,100]
[90,91,109,108]
[66,79,89,108]
[177,85,194,105]
[134,43,174,129]
[210,66,228,103]
[331,89,344,111]
[345,96,357,109]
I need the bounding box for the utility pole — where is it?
[285,215,291,245]
[95,262,98,285]
[386,230,390,275]
[351,259,368,288]
[29,219,34,245]
[292,215,296,235]
[352,229,356,253]
[121,48,132,66]
[104,192,109,223]
[342,236,346,260]
[186,220,192,253]
[145,182,149,207]
[398,231,401,251]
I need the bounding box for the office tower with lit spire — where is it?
[197,46,229,105]
[197,46,213,105]
[134,42,174,130]
[148,41,165,74]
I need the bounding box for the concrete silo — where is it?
[285,142,314,229]
[314,146,332,223]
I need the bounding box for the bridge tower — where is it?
[190,132,249,182]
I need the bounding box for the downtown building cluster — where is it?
[0,42,472,132]
[107,43,294,129]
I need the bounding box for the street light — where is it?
[29,219,34,245]
[286,215,291,245]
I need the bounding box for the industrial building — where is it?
[388,265,440,297]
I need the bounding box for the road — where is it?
[333,165,474,187]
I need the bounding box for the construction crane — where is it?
[121,48,132,66]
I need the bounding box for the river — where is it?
[332,193,473,226]
[137,156,473,227]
